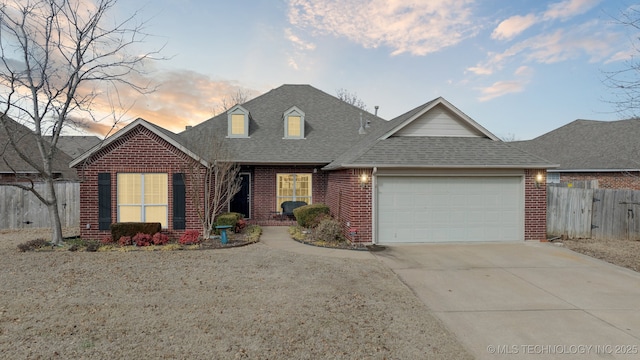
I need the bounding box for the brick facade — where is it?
[249,165,327,224]
[326,169,371,243]
[524,169,547,241]
[75,125,202,240]
[559,172,640,190]
[76,126,547,243]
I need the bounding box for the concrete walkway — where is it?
[373,242,640,360]
[259,226,375,260]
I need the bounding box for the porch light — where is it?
[359,172,368,188]
[535,173,544,188]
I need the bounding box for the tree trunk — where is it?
[45,179,64,246]
[202,227,212,241]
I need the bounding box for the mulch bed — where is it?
[292,237,385,252]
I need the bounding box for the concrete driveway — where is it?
[373,242,640,359]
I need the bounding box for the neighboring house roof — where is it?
[70,118,207,168]
[180,84,387,164]
[512,119,640,171]
[325,97,554,170]
[0,115,75,179]
[48,136,101,158]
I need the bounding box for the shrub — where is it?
[179,230,200,245]
[216,212,241,226]
[111,222,161,242]
[100,236,114,245]
[235,218,247,233]
[133,232,153,247]
[85,240,101,252]
[152,233,169,246]
[118,236,132,246]
[17,238,51,252]
[293,203,330,228]
[244,225,262,242]
[313,218,344,242]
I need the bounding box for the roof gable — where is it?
[70,118,205,168]
[383,97,499,140]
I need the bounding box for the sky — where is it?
[47,0,640,139]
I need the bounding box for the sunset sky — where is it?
[63,0,640,139]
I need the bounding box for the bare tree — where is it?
[214,88,254,115]
[499,133,519,142]
[184,131,241,240]
[603,6,640,117]
[0,0,159,245]
[336,88,368,111]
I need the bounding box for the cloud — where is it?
[287,0,478,56]
[543,0,601,21]
[478,66,533,102]
[70,70,261,136]
[285,28,316,50]
[491,14,539,40]
[469,20,622,75]
[490,0,601,42]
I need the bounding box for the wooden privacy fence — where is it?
[0,182,79,229]
[547,186,640,240]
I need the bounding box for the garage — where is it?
[376,176,523,243]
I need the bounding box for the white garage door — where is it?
[377,176,523,243]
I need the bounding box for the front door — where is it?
[230,173,250,218]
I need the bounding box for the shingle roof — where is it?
[0,116,76,179]
[512,119,640,171]
[48,136,101,158]
[180,84,387,164]
[334,136,554,168]
[325,98,554,170]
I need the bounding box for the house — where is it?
[0,116,77,182]
[71,84,554,244]
[513,119,640,190]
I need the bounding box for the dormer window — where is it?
[227,105,249,138]
[284,106,305,139]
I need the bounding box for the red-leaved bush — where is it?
[179,230,200,245]
[118,236,132,246]
[101,236,114,245]
[152,232,169,245]
[133,232,153,246]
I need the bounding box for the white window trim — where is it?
[283,106,305,139]
[276,173,312,211]
[227,105,250,138]
[547,172,560,184]
[117,173,168,228]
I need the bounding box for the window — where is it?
[547,172,560,184]
[287,115,301,137]
[227,105,250,138]
[117,173,168,227]
[283,106,305,139]
[231,114,245,135]
[277,174,311,211]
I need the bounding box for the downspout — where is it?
[371,167,378,244]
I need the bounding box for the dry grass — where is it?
[0,228,471,360]
[560,237,640,272]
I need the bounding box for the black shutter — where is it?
[98,173,111,230]
[173,173,186,230]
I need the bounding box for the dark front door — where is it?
[230,173,250,218]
